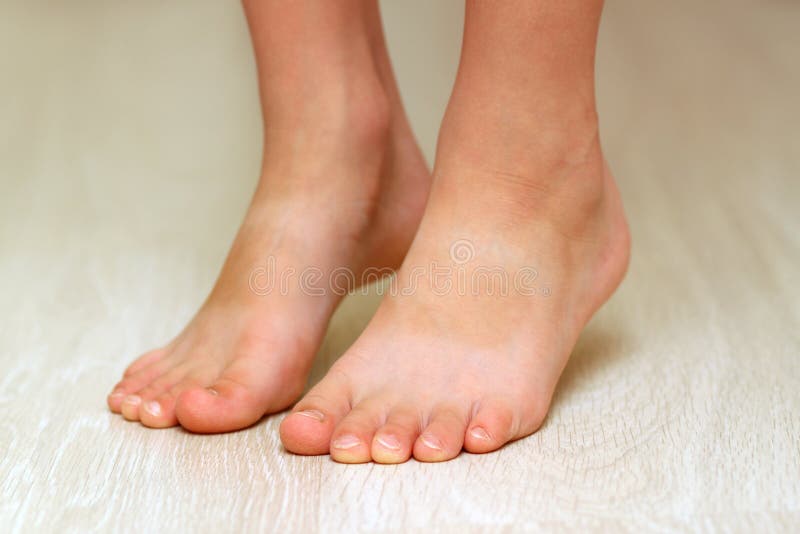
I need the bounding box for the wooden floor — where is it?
[1,0,798,531]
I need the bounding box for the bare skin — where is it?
[107,0,430,432]
[108,0,630,464]
[279,0,631,462]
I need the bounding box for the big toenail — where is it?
[420,434,443,450]
[124,395,141,406]
[332,435,361,450]
[376,435,401,450]
[296,409,325,422]
[144,401,161,416]
[470,427,490,441]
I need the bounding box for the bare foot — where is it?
[107,15,430,431]
[280,127,630,462]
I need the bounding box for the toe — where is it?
[120,394,143,421]
[123,348,169,377]
[280,371,352,455]
[414,405,468,462]
[330,400,386,464]
[139,391,180,429]
[107,389,128,413]
[133,367,187,405]
[175,357,284,433]
[119,367,183,422]
[108,360,170,413]
[463,399,530,454]
[371,405,421,464]
[137,370,197,429]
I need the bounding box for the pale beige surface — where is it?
[1,1,799,532]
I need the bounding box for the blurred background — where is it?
[1,1,798,531]
[2,0,797,374]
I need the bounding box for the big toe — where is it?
[175,381,263,433]
[175,359,286,433]
[280,373,352,455]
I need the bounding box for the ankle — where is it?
[434,109,606,218]
[254,71,392,212]
[439,91,599,163]
[261,71,391,157]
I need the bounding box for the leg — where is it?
[107,0,429,431]
[281,0,630,462]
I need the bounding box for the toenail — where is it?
[376,435,401,450]
[470,427,491,441]
[207,388,219,396]
[123,395,141,406]
[295,409,325,422]
[144,401,161,417]
[420,434,443,450]
[109,391,125,400]
[332,435,361,450]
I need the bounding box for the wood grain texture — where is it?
[1,0,798,532]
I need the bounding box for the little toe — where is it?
[107,388,128,413]
[371,405,421,464]
[329,401,386,464]
[280,372,352,456]
[108,361,170,413]
[414,406,468,462]
[463,400,526,454]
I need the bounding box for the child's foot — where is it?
[280,124,630,462]
[107,76,430,432]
